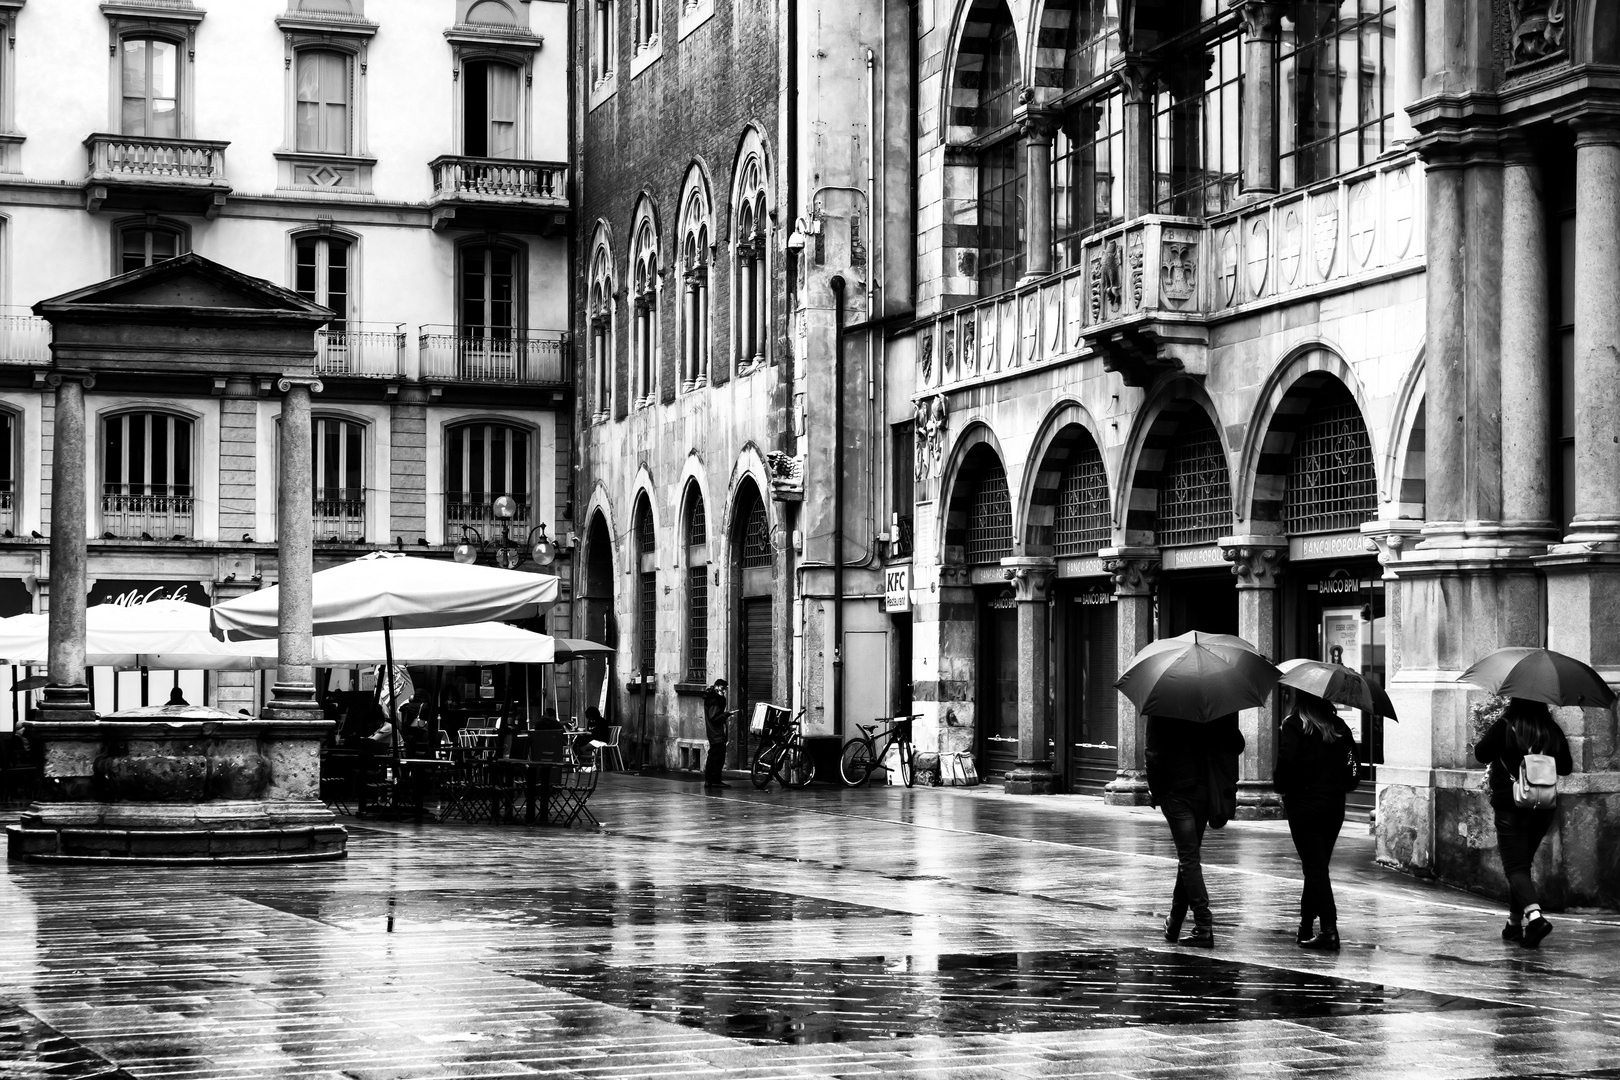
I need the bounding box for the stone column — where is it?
[1419,149,1466,534]
[1001,556,1057,794]
[1119,60,1160,220]
[1017,109,1059,284]
[681,275,697,390]
[1393,0,1424,143]
[264,376,323,723]
[1222,538,1286,819]
[1102,550,1157,805]
[1566,123,1620,545]
[1234,1,1283,196]
[41,372,94,718]
[1499,141,1553,538]
[696,268,709,386]
[740,248,756,365]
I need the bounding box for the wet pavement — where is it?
[4,775,1620,1079]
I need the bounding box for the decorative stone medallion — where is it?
[1348,182,1376,268]
[1161,231,1197,306]
[1245,216,1270,299]
[1279,206,1303,287]
[1312,193,1338,280]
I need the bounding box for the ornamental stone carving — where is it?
[943,325,955,374]
[919,328,934,382]
[1364,531,1406,565]
[1127,232,1144,309]
[1089,254,1104,321]
[1002,560,1056,602]
[1102,240,1122,309]
[1162,236,1197,305]
[1509,0,1567,65]
[1104,556,1158,595]
[1221,542,1286,587]
[915,394,949,481]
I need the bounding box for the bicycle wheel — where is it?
[839,738,875,787]
[782,742,816,789]
[898,741,915,788]
[751,741,782,789]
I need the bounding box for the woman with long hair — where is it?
[1474,698,1573,947]
[1274,688,1358,950]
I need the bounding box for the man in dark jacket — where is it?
[1146,713,1246,947]
[703,679,731,788]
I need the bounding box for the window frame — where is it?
[311,414,367,543]
[630,0,663,77]
[634,497,658,679]
[1152,18,1244,219]
[274,12,376,194]
[119,35,182,139]
[104,14,200,141]
[292,229,356,331]
[293,47,354,156]
[444,420,533,537]
[629,207,661,407]
[677,173,712,392]
[98,408,198,541]
[731,143,771,374]
[456,237,527,338]
[1276,0,1397,191]
[113,215,190,276]
[587,232,616,422]
[682,484,708,684]
[588,0,619,109]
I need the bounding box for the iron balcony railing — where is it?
[85,134,229,185]
[446,499,530,539]
[418,327,570,385]
[315,323,406,378]
[428,155,567,204]
[314,493,367,543]
[0,311,50,365]
[101,490,195,540]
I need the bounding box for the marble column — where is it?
[1017,110,1059,284]
[696,268,709,386]
[1102,550,1157,805]
[41,373,93,718]
[1393,0,1424,143]
[1119,60,1160,221]
[1499,141,1553,538]
[1418,150,1466,534]
[1222,539,1286,819]
[1566,123,1620,545]
[681,275,697,390]
[1001,556,1057,794]
[1234,1,1283,196]
[264,376,323,723]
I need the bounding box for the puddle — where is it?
[233,881,897,933]
[520,948,1512,1044]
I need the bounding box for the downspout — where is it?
[865,47,880,556]
[830,274,846,738]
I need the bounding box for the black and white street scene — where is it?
[4,1,1620,1078]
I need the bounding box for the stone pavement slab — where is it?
[3,775,1620,1079]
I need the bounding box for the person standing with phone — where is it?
[703,678,731,789]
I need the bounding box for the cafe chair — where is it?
[550,765,600,828]
[600,726,625,772]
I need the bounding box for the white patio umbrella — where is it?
[0,601,273,670]
[210,552,562,752]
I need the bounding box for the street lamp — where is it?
[452,494,559,569]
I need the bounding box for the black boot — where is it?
[1178,924,1215,948]
[1297,919,1314,944]
[1502,921,1523,943]
[1164,908,1186,943]
[1299,927,1341,951]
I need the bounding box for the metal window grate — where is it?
[1285,398,1378,534]
[1157,419,1229,547]
[638,571,656,675]
[1055,443,1111,555]
[742,499,771,569]
[685,564,708,684]
[687,496,706,548]
[966,460,1013,565]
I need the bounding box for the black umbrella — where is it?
[1458,648,1616,709]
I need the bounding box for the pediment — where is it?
[36,252,331,319]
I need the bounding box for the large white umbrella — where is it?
[209,552,561,640]
[0,601,272,670]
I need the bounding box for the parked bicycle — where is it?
[750,706,815,790]
[840,714,920,788]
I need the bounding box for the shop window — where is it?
[1156,412,1229,546]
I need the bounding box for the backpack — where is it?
[1509,718,1558,810]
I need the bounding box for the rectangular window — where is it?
[464,61,520,159]
[461,246,517,337]
[1053,92,1125,271]
[295,236,351,332]
[977,139,1024,295]
[1277,0,1396,189]
[313,417,365,543]
[686,564,707,683]
[101,412,194,539]
[1153,27,1243,218]
[121,38,179,138]
[296,50,351,155]
[120,225,181,274]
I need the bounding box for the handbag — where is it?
[1207,750,1239,828]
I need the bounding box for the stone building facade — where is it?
[572,0,912,766]
[0,0,572,725]
[874,0,1620,906]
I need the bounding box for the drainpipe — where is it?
[830,274,846,737]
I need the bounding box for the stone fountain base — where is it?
[6,708,346,864]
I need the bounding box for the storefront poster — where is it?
[1321,607,1363,739]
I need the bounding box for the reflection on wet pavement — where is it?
[235,881,898,932]
[0,1001,136,1079]
[526,947,1509,1044]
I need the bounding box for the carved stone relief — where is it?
[1245,217,1269,298]
[1217,227,1238,307]
[1127,231,1144,309]
[919,327,934,383]
[915,394,950,480]
[1022,293,1038,365]
[1279,206,1303,287]
[1387,167,1414,259]
[962,315,977,374]
[1045,286,1061,354]
[1348,182,1376,268]
[1312,193,1338,280]
[1065,275,1084,346]
[1161,234,1197,306]
[1088,255,1104,322]
[1509,0,1567,66]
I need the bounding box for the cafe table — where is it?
[490,757,559,825]
[395,757,457,820]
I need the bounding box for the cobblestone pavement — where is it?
[5,774,1620,1079]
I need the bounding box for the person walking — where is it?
[1474,697,1573,947]
[1146,712,1245,947]
[702,678,731,789]
[1274,688,1358,951]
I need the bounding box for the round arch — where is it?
[939,0,1025,144]
[938,422,1013,564]
[1116,378,1230,547]
[1235,344,1378,528]
[1020,399,1112,555]
[1385,346,1427,520]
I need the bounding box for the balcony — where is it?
[315,323,407,379]
[84,134,231,218]
[915,153,1424,395]
[314,493,367,544]
[418,327,570,387]
[446,499,529,540]
[427,155,569,234]
[101,490,195,541]
[0,312,50,366]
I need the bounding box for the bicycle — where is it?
[839,714,920,788]
[749,706,815,790]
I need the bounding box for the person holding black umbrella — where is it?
[1474,698,1573,948]
[1274,687,1359,951]
[1146,711,1245,947]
